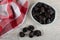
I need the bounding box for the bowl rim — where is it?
[30,2,41,25]
[30,1,55,25]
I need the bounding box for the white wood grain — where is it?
[0,0,60,40]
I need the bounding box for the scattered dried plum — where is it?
[28,25,34,31]
[34,30,41,37]
[29,31,34,38]
[23,27,28,33]
[19,32,25,37]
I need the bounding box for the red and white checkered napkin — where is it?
[0,0,29,36]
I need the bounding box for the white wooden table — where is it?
[0,0,60,40]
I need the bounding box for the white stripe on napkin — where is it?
[18,0,26,5]
[11,2,21,18]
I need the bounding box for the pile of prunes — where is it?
[32,2,55,24]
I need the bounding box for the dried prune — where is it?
[34,30,41,36]
[28,25,34,31]
[19,32,25,37]
[23,27,28,33]
[29,31,34,38]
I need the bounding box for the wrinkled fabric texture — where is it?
[0,0,28,36]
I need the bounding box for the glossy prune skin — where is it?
[32,2,55,24]
[28,25,34,31]
[23,27,28,33]
[19,32,25,37]
[34,30,41,36]
[29,31,34,38]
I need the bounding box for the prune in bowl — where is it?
[30,2,55,24]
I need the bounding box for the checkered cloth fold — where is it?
[0,0,29,36]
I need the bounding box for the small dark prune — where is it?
[34,30,41,37]
[28,25,34,31]
[23,27,28,33]
[29,31,34,38]
[19,32,25,37]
